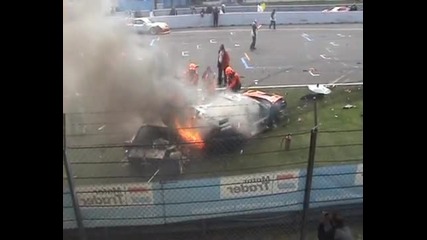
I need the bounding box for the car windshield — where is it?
[133,18,151,24]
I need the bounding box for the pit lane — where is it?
[149,24,363,87]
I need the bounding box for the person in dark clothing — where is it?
[250,20,260,51]
[200,8,205,17]
[331,213,354,240]
[169,7,177,15]
[269,9,276,29]
[317,211,335,240]
[213,7,219,27]
[217,44,230,86]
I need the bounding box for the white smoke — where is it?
[63,0,261,143]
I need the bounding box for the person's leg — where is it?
[217,67,223,85]
[223,68,227,85]
[273,21,276,30]
[250,36,255,49]
[253,36,257,49]
[269,21,272,29]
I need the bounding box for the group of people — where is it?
[318,211,355,240]
[182,44,242,93]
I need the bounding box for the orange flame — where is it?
[175,118,205,149]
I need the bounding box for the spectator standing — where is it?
[250,20,261,51]
[213,6,219,27]
[332,213,354,240]
[269,9,276,29]
[317,211,335,240]
[217,44,230,86]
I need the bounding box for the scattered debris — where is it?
[298,117,302,122]
[343,104,356,109]
[331,108,334,111]
[344,89,352,93]
[98,125,106,131]
[240,149,244,154]
[334,115,338,118]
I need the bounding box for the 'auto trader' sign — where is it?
[220,170,300,199]
[76,183,153,207]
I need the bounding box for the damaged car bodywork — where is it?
[124,124,189,177]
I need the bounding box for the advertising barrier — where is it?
[63,163,363,229]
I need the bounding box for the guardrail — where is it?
[117,4,363,17]
[152,4,363,16]
[149,11,363,29]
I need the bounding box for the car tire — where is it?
[149,27,158,35]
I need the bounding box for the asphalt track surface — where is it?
[148,24,363,87]
[64,24,363,186]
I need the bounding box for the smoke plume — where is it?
[63,0,261,143]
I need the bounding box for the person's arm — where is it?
[228,75,239,89]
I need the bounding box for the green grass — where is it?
[64,85,363,184]
[181,85,363,179]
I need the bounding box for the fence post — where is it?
[63,113,87,240]
[299,126,318,240]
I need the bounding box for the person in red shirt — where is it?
[185,63,199,86]
[225,66,242,92]
[217,44,230,86]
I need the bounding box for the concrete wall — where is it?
[150,11,363,29]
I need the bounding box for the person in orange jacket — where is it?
[185,63,199,86]
[225,66,242,92]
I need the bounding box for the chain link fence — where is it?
[63,85,363,240]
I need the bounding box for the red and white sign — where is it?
[220,170,300,199]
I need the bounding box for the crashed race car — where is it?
[124,124,188,177]
[123,90,289,177]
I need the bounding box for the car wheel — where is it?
[149,27,158,35]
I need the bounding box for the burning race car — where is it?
[127,17,171,35]
[124,90,288,177]
[124,124,189,178]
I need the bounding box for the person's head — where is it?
[332,212,345,228]
[220,44,225,51]
[188,63,199,73]
[272,9,276,13]
[225,66,235,77]
[322,211,331,222]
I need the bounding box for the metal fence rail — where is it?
[63,85,363,240]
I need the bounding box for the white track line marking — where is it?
[326,47,333,53]
[182,51,189,57]
[244,52,250,61]
[197,45,201,49]
[320,54,331,60]
[210,39,217,43]
[330,41,339,47]
[301,33,313,41]
[330,74,347,84]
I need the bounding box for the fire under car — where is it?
[123,90,289,177]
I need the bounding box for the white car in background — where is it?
[127,17,171,35]
[322,5,358,12]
